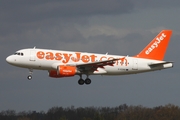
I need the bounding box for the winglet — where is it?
[135,30,172,60]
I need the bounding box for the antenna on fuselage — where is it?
[33,46,36,49]
[106,52,108,55]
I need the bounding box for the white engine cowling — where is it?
[49,65,77,78]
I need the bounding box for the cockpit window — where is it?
[14,52,24,56]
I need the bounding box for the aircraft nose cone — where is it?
[6,56,14,64]
[6,56,10,63]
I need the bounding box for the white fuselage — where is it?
[6,48,173,76]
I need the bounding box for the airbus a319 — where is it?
[6,30,173,85]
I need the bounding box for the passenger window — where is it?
[21,53,24,56]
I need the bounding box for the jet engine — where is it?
[49,65,77,78]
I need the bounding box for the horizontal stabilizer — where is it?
[148,61,173,67]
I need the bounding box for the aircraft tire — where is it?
[85,78,91,85]
[78,79,84,85]
[27,75,32,80]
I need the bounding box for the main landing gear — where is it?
[78,75,91,85]
[27,69,33,80]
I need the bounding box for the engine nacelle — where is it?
[49,70,62,78]
[57,65,76,77]
[49,65,77,78]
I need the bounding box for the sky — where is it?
[1,0,180,112]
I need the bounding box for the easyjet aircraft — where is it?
[6,30,173,85]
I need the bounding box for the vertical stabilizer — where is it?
[135,30,172,60]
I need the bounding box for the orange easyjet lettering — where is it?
[71,52,81,62]
[36,51,128,66]
[37,51,45,59]
[100,56,107,61]
[55,53,62,61]
[108,57,118,65]
[62,53,72,63]
[90,55,96,62]
[81,55,90,63]
[46,52,54,60]
[120,57,128,66]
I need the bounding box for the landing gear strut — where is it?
[27,69,33,80]
[78,74,91,85]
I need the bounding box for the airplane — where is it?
[6,30,173,85]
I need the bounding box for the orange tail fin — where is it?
[135,30,172,60]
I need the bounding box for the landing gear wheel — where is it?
[85,78,91,85]
[28,68,33,80]
[27,75,32,80]
[78,79,84,85]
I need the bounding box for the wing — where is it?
[68,58,119,74]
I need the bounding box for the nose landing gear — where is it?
[27,69,33,80]
[27,75,32,80]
